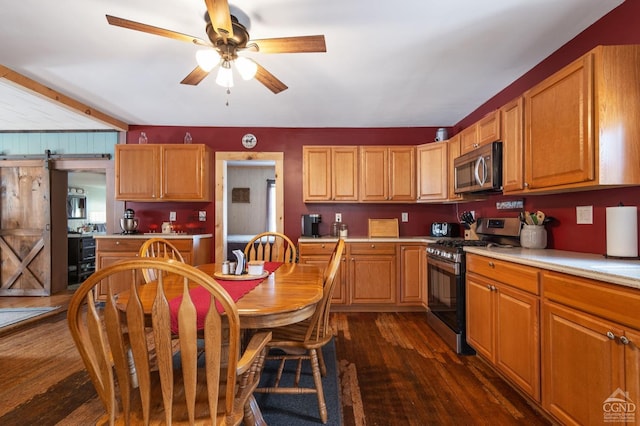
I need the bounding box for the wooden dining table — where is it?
[119,261,324,329]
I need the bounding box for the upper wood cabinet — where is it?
[115,144,212,201]
[359,146,416,202]
[447,135,464,202]
[417,142,448,202]
[460,110,501,154]
[302,146,359,202]
[523,44,640,193]
[500,97,525,193]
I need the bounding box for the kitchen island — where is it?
[92,233,212,300]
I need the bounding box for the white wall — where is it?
[227,165,275,235]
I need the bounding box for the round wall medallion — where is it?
[242,133,257,149]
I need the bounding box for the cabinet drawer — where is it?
[467,254,539,295]
[96,238,144,252]
[543,271,640,330]
[349,242,396,255]
[299,242,337,256]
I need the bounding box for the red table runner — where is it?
[169,262,281,333]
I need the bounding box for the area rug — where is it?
[0,307,60,329]
[256,338,343,425]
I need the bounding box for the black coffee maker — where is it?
[301,214,321,237]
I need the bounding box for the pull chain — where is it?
[225,88,231,107]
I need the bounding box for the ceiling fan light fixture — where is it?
[235,56,258,80]
[195,49,218,72]
[216,60,234,88]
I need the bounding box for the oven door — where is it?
[427,256,463,333]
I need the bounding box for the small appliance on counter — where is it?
[430,222,459,237]
[120,208,139,234]
[301,214,321,237]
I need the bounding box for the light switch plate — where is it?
[199,211,206,221]
[169,211,176,221]
[401,212,409,222]
[576,205,593,224]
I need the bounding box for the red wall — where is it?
[127,0,640,258]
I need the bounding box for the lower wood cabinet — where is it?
[466,254,541,402]
[299,240,425,310]
[542,271,640,426]
[94,235,211,300]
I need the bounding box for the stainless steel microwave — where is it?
[453,141,502,194]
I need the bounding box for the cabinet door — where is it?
[495,283,540,401]
[332,147,359,201]
[477,110,501,146]
[303,146,332,201]
[299,255,346,305]
[501,97,525,193]
[359,147,389,201]
[624,327,640,419]
[417,143,448,201]
[388,147,416,201]
[350,254,396,304]
[115,145,160,200]
[399,245,425,304]
[524,54,594,190]
[447,135,463,201]
[459,124,478,154]
[465,273,495,360]
[96,252,142,299]
[161,145,210,201]
[543,301,625,425]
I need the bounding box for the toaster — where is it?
[430,222,459,237]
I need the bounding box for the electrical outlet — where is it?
[576,205,593,224]
[198,211,206,221]
[335,213,342,222]
[401,212,409,222]
[169,211,176,221]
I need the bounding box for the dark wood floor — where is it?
[0,295,551,425]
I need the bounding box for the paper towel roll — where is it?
[606,206,638,257]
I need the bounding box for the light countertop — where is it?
[464,246,640,290]
[298,236,440,244]
[93,233,213,239]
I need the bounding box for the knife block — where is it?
[464,223,479,240]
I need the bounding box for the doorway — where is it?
[214,152,284,263]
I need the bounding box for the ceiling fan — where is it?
[106,0,326,94]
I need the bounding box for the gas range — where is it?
[426,239,490,263]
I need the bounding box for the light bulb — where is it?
[195,50,219,72]
[216,60,234,88]
[235,56,258,80]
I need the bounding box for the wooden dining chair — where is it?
[244,231,298,263]
[138,237,185,283]
[67,258,271,425]
[255,238,345,424]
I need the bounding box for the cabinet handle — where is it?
[620,336,630,345]
[524,182,529,188]
[488,261,495,268]
[486,285,492,290]
[606,331,616,340]
[116,241,120,245]
[491,285,497,292]
[321,244,325,248]
[370,244,375,248]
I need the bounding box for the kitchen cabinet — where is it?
[302,146,359,202]
[68,236,96,285]
[500,96,525,193]
[359,146,416,202]
[349,242,397,305]
[523,44,640,193]
[460,110,501,155]
[115,144,212,201]
[399,244,426,306]
[542,270,640,425]
[466,254,541,401]
[446,135,464,202]
[298,241,347,304]
[94,235,211,300]
[416,142,448,202]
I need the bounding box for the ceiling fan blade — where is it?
[106,15,210,46]
[204,0,233,39]
[251,35,326,54]
[254,63,288,94]
[180,66,210,85]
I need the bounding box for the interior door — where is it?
[0,160,63,295]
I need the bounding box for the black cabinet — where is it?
[68,236,96,285]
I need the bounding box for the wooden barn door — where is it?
[0,160,65,296]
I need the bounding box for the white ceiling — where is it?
[0,0,624,131]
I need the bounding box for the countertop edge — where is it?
[298,236,438,243]
[464,247,640,290]
[93,233,213,239]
